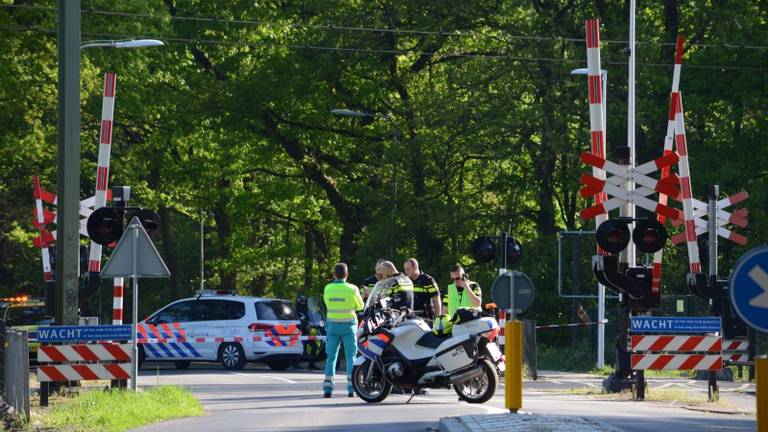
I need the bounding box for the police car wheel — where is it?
[219,343,246,370]
[174,360,191,370]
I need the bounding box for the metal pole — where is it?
[200,213,204,291]
[758,356,767,432]
[626,0,636,268]
[131,224,139,392]
[55,0,81,326]
[500,232,508,276]
[708,185,719,278]
[598,70,607,369]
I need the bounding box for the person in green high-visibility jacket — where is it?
[322,262,364,398]
[442,264,482,318]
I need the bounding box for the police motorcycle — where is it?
[296,296,327,365]
[351,283,504,404]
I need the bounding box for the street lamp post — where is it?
[331,108,397,258]
[570,68,608,369]
[56,0,164,326]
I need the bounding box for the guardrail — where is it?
[1,327,30,420]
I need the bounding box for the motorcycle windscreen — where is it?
[358,330,393,360]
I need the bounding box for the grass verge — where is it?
[35,385,203,432]
[544,385,736,409]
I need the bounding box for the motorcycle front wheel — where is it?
[352,358,392,403]
[453,359,498,403]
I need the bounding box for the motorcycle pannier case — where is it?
[435,335,477,373]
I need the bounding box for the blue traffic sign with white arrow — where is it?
[730,246,768,333]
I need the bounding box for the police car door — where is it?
[145,300,205,361]
[194,299,247,359]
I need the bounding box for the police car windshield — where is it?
[255,301,298,321]
[6,306,53,327]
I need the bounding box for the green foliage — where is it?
[39,386,203,432]
[0,1,766,321]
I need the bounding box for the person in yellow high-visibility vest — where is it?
[442,264,482,318]
[322,262,364,398]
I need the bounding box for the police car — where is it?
[138,291,304,371]
[0,296,53,361]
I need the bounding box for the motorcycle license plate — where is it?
[486,342,502,361]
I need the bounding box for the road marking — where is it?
[232,372,296,384]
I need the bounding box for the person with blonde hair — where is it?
[371,260,414,311]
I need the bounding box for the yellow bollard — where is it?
[504,320,522,412]
[758,356,767,432]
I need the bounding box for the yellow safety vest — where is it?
[443,282,482,318]
[323,281,364,323]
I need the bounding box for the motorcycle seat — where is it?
[416,331,451,349]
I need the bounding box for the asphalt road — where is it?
[130,362,756,432]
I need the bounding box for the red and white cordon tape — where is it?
[584,18,609,254]
[497,310,506,345]
[37,343,131,382]
[537,320,608,330]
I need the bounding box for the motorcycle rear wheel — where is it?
[453,359,497,403]
[352,359,392,403]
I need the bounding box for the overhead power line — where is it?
[0,24,765,73]
[2,2,768,51]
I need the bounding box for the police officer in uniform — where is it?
[322,263,364,398]
[443,264,482,318]
[403,258,441,320]
[360,258,386,302]
[372,261,414,311]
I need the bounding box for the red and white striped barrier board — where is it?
[722,339,750,363]
[37,342,132,382]
[38,363,131,382]
[631,354,722,371]
[723,340,750,351]
[38,343,131,363]
[630,335,721,353]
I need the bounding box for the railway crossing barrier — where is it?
[37,343,131,406]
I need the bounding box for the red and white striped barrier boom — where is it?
[585,18,609,249]
[652,35,685,293]
[671,93,702,273]
[37,343,131,382]
[88,72,116,274]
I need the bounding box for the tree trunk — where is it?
[158,206,181,299]
[213,201,236,291]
